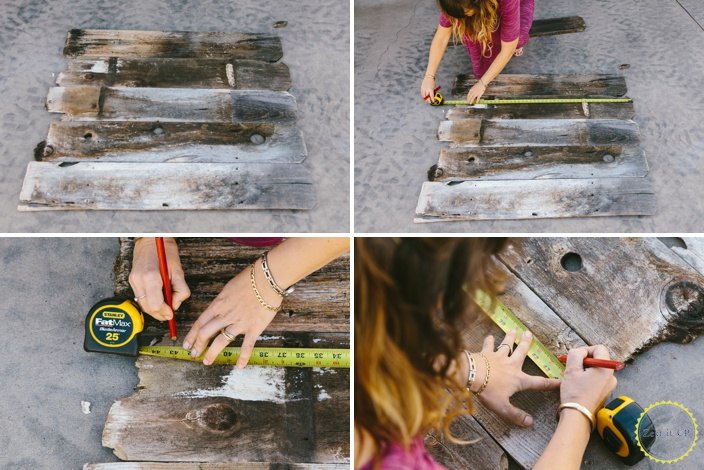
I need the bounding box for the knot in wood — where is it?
[665,281,704,319]
[188,403,240,434]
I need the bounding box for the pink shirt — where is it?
[440,0,534,78]
[358,437,446,470]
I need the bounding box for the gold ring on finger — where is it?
[221,327,237,342]
[496,343,512,355]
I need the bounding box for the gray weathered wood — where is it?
[46,87,297,123]
[499,238,704,360]
[425,415,508,470]
[18,162,315,211]
[84,464,349,469]
[414,178,656,221]
[445,102,634,121]
[430,145,648,181]
[438,119,640,147]
[659,238,704,276]
[37,121,306,163]
[64,29,283,61]
[452,74,627,97]
[529,16,586,37]
[58,58,291,90]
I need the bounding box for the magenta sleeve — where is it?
[499,0,521,43]
[439,12,452,28]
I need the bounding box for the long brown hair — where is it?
[438,0,500,57]
[355,237,507,466]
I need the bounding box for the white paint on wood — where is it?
[89,60,109,73]
[177,367,286,403]
[226,63,235,87]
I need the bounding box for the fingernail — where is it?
[203,359,212,366]
[182,341,191,350]
[525,331,532,338]
[236,364,245,369]
[190,349,198,358]
[523,415,533,426]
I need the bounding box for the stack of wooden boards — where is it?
[426,238,704,469]
[86,238,349,469]
[20,29,315,211]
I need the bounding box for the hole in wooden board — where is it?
[83,132,93,140]
[467,157,476,163]
[250,133,265,145]
[162,203,169,207]
[560,253,583,272]
[659,237,687,250]
[153,125,165,135]
[531,212,538,216]
[58,162,78,167]
[603,154,615,163]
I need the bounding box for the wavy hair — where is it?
[355,237,508,467]
[438,0,500,57]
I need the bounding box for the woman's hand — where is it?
[129,237,191,321]
[560,345,618,414]
[182,261,281,367]
[421,76,437,102]
[466,80,487,104]
[473,330,561,426]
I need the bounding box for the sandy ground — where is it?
[0,0,349,233]
[354,0,704,232]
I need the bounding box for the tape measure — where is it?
[429,90,632,106]
[472,289,565,379]
[597,396,655,465]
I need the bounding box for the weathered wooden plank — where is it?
[452,74,627,97]
[438,119,641,147]
[430,145,648,181]
[425,415,508,470]
[113,238,350,335]
[64,29,283,61]
[58,59,291,91]
[18,162,315,211]
[37,121,306,163]
[445,102,634,121]
[529,16,586,37]
[499,238,704,360]
[84,464,349,469]
[312,367,350,462]
[661,237,704,276]
[414,178,656,221]
[46,87,297,123]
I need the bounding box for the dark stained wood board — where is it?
[36,121,307,163]
[445,102,634,121]
[499,238,704,360]
[438,119,641,147]
[84,464,349,469]
[429,145,648,181]
[46,87,297,124]
[425,415,508,470]
[452,74,627,97]
[58,59,291,90]
[415,178,656,222]
[18,162,316,211]
[64,29,283,61]
[528,16,586,37]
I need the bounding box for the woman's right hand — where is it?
[421,76,436,102]
[560,345,618,414]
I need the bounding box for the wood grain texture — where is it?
[84,464,349,469]
[64,29,283,61]
[445,102,634,121]
[529,16,586,37]
[499,238,704,359]
[438,119,641,147]
[430,145,648,181]
[452,74,627,97]
[37,121,307,163]
[58,59,291,90]
[47,87,297,123]
[425,415,508,470]
[415,178,656,221]
[660,237,704,276]
[113,238,349,335]
[18,162,316,211]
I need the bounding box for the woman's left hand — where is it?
[466,80,487,104]
[475,330,562,427]
[182,263,281,367]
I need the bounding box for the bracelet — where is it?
[425,73,435,79]
[557,403,596,432]
[474,353,490,395]
[261,252,294,297]
[478,78,488,88]
[250,263,281,313]
[464,350,476,390]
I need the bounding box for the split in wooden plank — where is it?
[445,102,635,121]
[18,162,316,211]
[36,121,307,163]
[425,415,508,470]
[58,59,291,91]
[499,238,704,360]
[452,74,627,97]
[46,87,297,123]
[429,145,648,181]
[84,464,350,469]
[113,238,349,335]
[529,16,586,37]
[64,29,283,61]
[414,178,656,222]
[438,119,641,147]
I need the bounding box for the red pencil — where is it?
[558,355,625,371]
[155,237,178,341]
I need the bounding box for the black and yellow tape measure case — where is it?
[84,297,144,356]
[597,396,656,466]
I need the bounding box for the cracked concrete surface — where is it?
[355,0,704,232]
[0,0,349,233]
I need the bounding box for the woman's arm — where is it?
[421,25,452,101]
[466,38,518,103]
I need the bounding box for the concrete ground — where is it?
[354,0,704,232]
[0,0,349,233]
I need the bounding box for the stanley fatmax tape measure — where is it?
[85,297,349,368]
[597,396,656,466]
